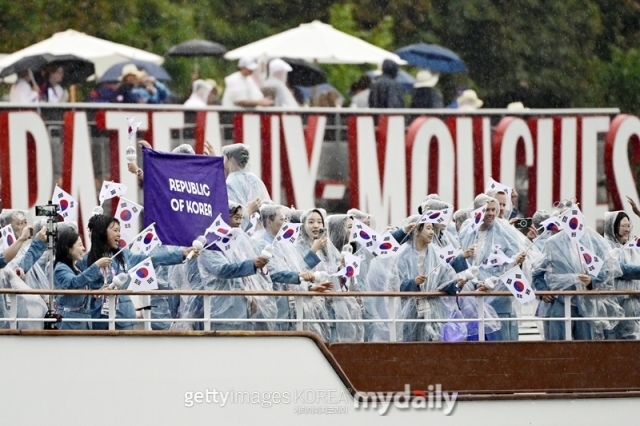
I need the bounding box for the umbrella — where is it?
[281,58,326,87]
[0,29,164,78]
[99,60,171,83]
[166,39,227,57]
[366,69,415,94]
[225,20,404,65]
[0,54,94,85]
[395,43,466,73]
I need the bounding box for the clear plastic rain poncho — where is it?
[346,208,376,232]
[8,221,50,298]
[170,252,204,331]
[537,225,624,340]
[0,268,47,329]
[326,214,365,342]
[223,144,271,206]
[291,210,337,341]
[459,195,537,340]
[396,235,460,342]
[148,245,182,330]
[198,228,277,331]
[603,211,639,339]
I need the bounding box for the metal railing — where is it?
[2,288,637,342]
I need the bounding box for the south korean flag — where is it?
[348,219,379,253]
[577,243,604,277]
[372,231,401,258]
[51,185,78,222]
[128,259,158,292]
[499,266,536,304]
[114,198,143,246]
[418,207,453,226]
[213,228,242,255]
[98,181,128,205]
[625,236,640,250]
[434,244,462,268]
[127,117,141,141]
[206,214,233,239]
[486,177,513,214]
[466,205,487,234]
[0,225,16,250]
[480,244,513,269]
[559,206,586,242]
[332,253,362,280]
[274,223,301,244]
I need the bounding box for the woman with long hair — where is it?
[80,214,196,330]
[53,228,111,330]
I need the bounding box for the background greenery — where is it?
[2,0,640,112]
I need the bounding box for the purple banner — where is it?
[143,148,229,247]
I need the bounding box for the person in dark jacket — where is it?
[368,59,405,109]
[410,69,443,109]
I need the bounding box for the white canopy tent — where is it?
[0,29,164,78]
[224,20,404,65]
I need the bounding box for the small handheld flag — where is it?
[559,206,586,242]
[115,197,143,246]
[434,245,462,268]
[499,266,535,304]
[127,117,141,141]
[134,224,162,254]
[0,225,16,249]
[51,185,78,222]
[372,231,401,258]
[577,243,604,277]
[466,205,487,234]
[349,219,379,253]
[98,181,128,205]
[274,223,301,244]
[332,253,362,279]
[128,259,158,292]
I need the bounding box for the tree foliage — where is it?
[0,0,639,112]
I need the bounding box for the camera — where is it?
[514,218,533,229]
[35,202,60,217]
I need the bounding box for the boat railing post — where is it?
[108,296,116,331]
[203,295,211,331]
[295,295,303,331]
[478,296,485,342]
[142,295,151,331]
[8,294,17,330]
[564,295,572,341]
[389,296,397,342]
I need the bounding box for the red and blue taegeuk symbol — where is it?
[446,255,456,263]
[136,267,149,278]
[217,227,229,235]
[283,229,295,239]
[428,211,440,220]
[583,253,593,264]
[5,235,14,246]
[59,199,69,211]
[118,239,127,248]
[474,212,483,224]
[568,217,580,230]
[546,223,559,231]
[379,242,393,250]
[359,230,371,240]
[119,209,133,221]
[345,266,355,278]
[513,281,525,292]
[143,233,154,244]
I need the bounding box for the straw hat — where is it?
[457,89,483,108]
[414,69,439,88]
[507,101,529,111]
[119,64,144,81]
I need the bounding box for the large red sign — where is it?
[0,108,637,243]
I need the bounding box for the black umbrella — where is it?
[166,39,227,57]
[281,58,326,87]
[0,54,95,85]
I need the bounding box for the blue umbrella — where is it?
[366,69,415,94]
[395,43,466,73]
[98,60,171,83]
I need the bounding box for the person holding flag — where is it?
[326,214,364,342]
[252,204,328,331]
[197,202,277,331]
[79,215,199,330]
[397,217,470,342]
[534,204,623,340]
[459,194,529,341]
[603,211,640,339]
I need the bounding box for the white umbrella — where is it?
[0,29,164,78]
[224,20,404,65]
